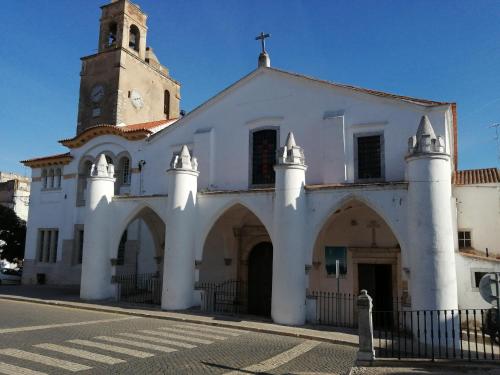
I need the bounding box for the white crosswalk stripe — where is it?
[67,339,154,358]
[34,343,125,365]
[145,329,213,344]
[174,323,241,336]
[157,326,227,340]
[94,336,178,353]
[0,349,91,372]
[0,361,48,375]
[120,333,197,349]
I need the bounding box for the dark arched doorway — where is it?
[247,242,273,316]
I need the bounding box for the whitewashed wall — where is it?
[455,253,500,309]
[454,184,500,256]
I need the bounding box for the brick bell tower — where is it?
[76,0,180,134]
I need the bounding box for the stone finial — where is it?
[90,154,115,178]
[276,132,306,166]
[170,145,198,171]
[407,115,446,155]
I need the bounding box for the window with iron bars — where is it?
[458,230,471,249]
[356,134,383,180]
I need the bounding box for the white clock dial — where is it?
[130,89,144,109]
[90,85,105,103]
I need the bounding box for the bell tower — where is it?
[98,0,147,59]
[76,0,181,134]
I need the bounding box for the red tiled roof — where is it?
[121,119,177,132]
[453,168,500,185]
[59,119,177,149]
[21,152,73,168]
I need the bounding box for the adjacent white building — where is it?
[21,0,500,325]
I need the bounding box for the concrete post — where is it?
[272,132,307,325]
[162,146,199,310]
[80,154,116,300]
[357,290,375,363]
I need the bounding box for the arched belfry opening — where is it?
[112,206,166,305]
[198,204,273,317]
[129,25,140,52]
[309,199,403,323]
[107,22,117,47]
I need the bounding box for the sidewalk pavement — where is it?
[0,285,358,347]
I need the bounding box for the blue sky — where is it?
[1,0,499,176]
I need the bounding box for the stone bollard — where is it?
[357,290,375,363]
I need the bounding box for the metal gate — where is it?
[112,273,162,305]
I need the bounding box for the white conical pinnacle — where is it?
[416,115,436,139]
[285,132,296,149]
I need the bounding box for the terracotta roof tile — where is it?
[453,168,500,185]
[21,152,73,168]
[58,119,178,148]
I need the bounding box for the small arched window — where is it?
[48,169,55,189]
[129,25,140,52]
[164,90,170,119]
[77,159,93,206]
[119,157,131,185]
[108,22,117,46]
[55,168,62,189]
[42,170,48,189]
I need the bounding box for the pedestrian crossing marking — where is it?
[0,361,48,375]
[223,340,321,375]
[35,343,125,365]
[120,333,197,349]
[153,328,214,344]
[157,326,227,340]
[0,349,91,372]
[67,339,154,358]
[174,323,241,336]
[94,336,178,353]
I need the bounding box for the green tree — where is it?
[0,205,26,262]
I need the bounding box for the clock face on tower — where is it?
[130,89,144,109]
[90,84,105,103]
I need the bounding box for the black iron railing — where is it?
[373,308,500,360]
[112,273,162,305]
[196,280,247,315]
[309,291,358,328]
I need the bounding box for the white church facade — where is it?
[22,0,500,326]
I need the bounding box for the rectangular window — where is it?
[356,134,383,180]
[324,246,347,276]
[458,230,471,249]
[473,271,489,288]
[77,229,84,264]
[37,229,59,264]
[251,129,277,185]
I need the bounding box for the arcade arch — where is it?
[309,199,403,312]
[199,203,273,316]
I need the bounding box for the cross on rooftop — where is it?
[255,32,271,53]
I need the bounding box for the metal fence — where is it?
[196,280,247,315]
[112,273,162,305]
[309,291,358,328]
[373,308,500,360]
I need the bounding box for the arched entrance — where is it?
[113,206,166,305]
[248,242,273,316]
[199,203,273,315]
[309,198,403,325]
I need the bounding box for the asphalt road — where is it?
[0,299,356,374]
